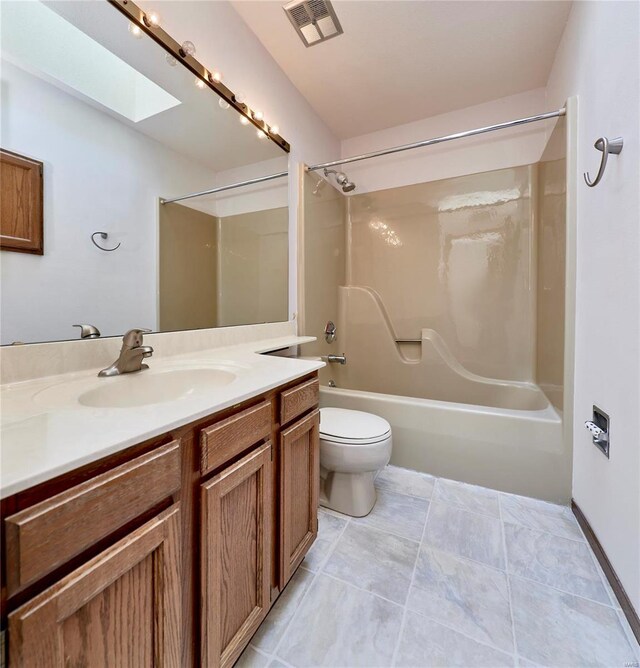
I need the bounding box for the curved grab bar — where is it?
[584,136,623,187]
[91,231,121,252]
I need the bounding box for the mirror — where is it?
[0,0,289,345]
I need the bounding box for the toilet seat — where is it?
[320,408,391,445]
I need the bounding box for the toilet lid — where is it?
[320,408,391,442]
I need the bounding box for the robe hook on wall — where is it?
[584,136,623,187]
[91,231,121,252]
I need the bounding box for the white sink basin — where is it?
[78,369,237,408]
[32,365,241,410]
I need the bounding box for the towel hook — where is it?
[584,136,623,187]
[91,231,121,252]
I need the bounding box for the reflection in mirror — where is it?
[0,0,289,345]
[159,173,289,331]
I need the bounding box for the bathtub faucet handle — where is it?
[324,321,337,343]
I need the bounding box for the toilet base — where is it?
[320,469,377,517]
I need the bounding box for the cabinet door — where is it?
[0,150,43,255]
[280,410,320,587]
[8,505,181,668]
[201,443,272,668]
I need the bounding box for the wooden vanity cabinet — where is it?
[9,505,182,667]
[1,371,320,668]
[280,410,320,587]
[3,441,183,668]
[201,443,272,668]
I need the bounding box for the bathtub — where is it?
[319,384,571,504]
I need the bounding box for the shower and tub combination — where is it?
[302,108,573,503]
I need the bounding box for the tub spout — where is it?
[323,354,347,365]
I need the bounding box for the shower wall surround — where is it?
[160,205,288,330]
[303,120,566,413]
[347,165,536,383]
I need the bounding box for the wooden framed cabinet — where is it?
[201,443,272,668]
[1,371,320,667]
[0,149,43,255]
[8,505,181,667]
[280,410,320,587]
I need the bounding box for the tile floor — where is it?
[238,466,640,668]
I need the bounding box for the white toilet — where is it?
[319,407,392,517]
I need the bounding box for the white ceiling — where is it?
[232,0,572,139]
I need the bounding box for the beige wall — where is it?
[300,172,346,359]
[159,203,217,332]
[535,119,566,410]
[217,207,288,327]
[347,166,536,382]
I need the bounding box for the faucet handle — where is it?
[73,324,101,339]
[324,320,337,343]
[122,328,151,348]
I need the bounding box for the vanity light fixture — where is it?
[109,0,290,151]
[144,10,161,28]
[180,40,196,57]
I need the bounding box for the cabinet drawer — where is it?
[200,400,271,476]
[4,441,181,595]
[280,377,319,426]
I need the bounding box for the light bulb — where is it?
[240,116,250,125]
[165,54,177,66]
[235,91,246,104]
[253,110,264,121]
[270,125,279,135]
[146,10,161,27]
[128,22,143,39]
[218,98,230,110]
[195,78,206,89]
[257,130,267,139]
[210,71,223,83]
[181,40,196,57]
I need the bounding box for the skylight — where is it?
[0,1,181,123]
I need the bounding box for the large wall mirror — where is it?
[0,0,290,346]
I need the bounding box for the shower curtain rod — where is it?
[160,170,288,205]
[307,108,566,171]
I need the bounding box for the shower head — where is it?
[323,168,356,193]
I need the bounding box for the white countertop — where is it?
[0,336,323,498]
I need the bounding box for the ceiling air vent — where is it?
[283,0,343,47]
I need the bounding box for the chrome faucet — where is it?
[98,328,154,377]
